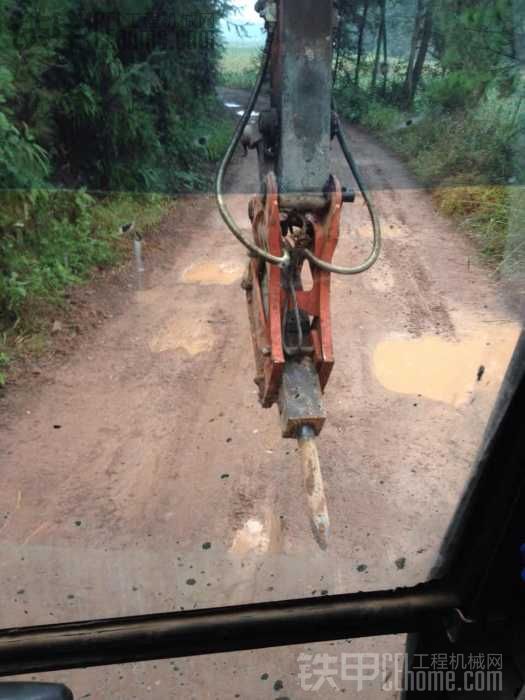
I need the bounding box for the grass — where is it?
[433,183,510,258]
[0,351,8,386]
[221,45,259,73]
[335,78,523,270]
[219,44,260,89]
[204,116,235,162]
[0,97,237,387]
[0,190,172,369]
[0,189,170,322]
[0,189,172,387]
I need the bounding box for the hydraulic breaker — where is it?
[216,0,381,541]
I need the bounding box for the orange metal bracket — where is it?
[245,173,343,408]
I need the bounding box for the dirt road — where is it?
[0,89,521,698]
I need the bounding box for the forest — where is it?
[0,0,232,374]
[332,0,523,273]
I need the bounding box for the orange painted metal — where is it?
[245,174,343,407]
[246,173,285,408]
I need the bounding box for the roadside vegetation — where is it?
[0,0,234,381]
[220,44,260,89]
[333,0,523,274]
[219,2,523,277]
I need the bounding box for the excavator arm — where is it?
[216,0,381,541]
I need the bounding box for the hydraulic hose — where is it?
[215,28,290,268]
[302,105,382,275]
[216,28,381,275]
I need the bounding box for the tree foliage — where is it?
[335,0,519,107]
[0,0,232,193]
[0,0,233,329]
[334,0,523,269]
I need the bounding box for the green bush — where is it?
[0,66,50,190]
[334,84,370,123]
[424,72,484,113]
[0,0,232,194]
[363,101,403,132]
[434,183,509,261]
[0,0,236,337]
[219,45,261,89]
[206,117,235,162]
[220,66,259,90]
[0,189,170,327]
[335,78,521,265]
[0,350,8,386]
[390,93,518,187]
[0,190,110,320]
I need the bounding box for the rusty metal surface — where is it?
[278,193,328,211]
[273,0,334,202]
[245,173,285,407]
[245,175,344,413]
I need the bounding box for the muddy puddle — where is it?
[181,261,244,285]
[373,324,520,406]
[236,110,260,119]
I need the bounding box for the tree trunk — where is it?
[333,18,342,85]
[371,13,384,93]
[410,0,433,101]
[403,0,424,105]
[354,0,370,87]
[381,0,388,96]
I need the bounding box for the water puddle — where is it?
[181,261,244,285]
[236,110,260,119]
[149,316,216,356]
[224,101,241,108]
[373,324,520,406]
